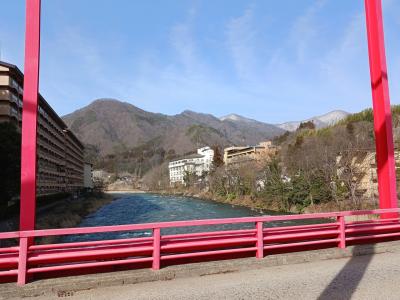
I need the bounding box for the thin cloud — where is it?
[319,12,369,101]
[169,8,199,74]
[289,0,326,63]
[225,6,258,81]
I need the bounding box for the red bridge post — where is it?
[20,0,41,232]
[18,0,41,284]
[365,0,398,215]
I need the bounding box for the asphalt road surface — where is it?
[30,249,400,300]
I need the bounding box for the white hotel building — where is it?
[169,147,214,184]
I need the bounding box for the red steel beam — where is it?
[27,257,153,274]
[20,0,41,232]
[365,0,398,213]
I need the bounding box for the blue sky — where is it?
[1,0,400,123]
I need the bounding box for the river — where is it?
[64,193,305,242]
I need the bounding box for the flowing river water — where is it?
[64,193,314,242]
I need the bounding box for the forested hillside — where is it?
[160,106,400,213]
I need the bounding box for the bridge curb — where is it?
[1,240,400,299]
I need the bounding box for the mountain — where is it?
[62,99,285,156]
[220,114,255,123]
[276,110,350,132]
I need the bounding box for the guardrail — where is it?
[0,208,400,285]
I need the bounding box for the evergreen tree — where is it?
[298,121,315,130]
[212,145,224,168]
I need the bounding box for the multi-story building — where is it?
[83,163,94,190]
[336,151,400,200]
[169,146,214,184]
[0,60,84,196]
[223,140,279,166]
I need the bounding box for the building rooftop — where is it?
[170,153,204,163]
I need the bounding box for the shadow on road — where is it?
[318,244,375,300]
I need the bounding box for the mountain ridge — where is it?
[275,110,350,132]
[62,98,285,156]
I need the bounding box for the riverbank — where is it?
[0,192,118,247]
[151,189,282,214]
[105,190,145,194]
[151,188,377,216]
[35,192,117,243]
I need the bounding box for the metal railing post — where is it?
[152,228,161,270]
[337,216,346,249]
[256,221,264,259]
[17,237,29,285]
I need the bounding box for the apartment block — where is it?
[336,151,400,200]
[0,60,84,195]
[223,140,279,166]
[169,146,214,184]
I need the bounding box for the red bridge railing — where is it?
[1,208,400,285]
